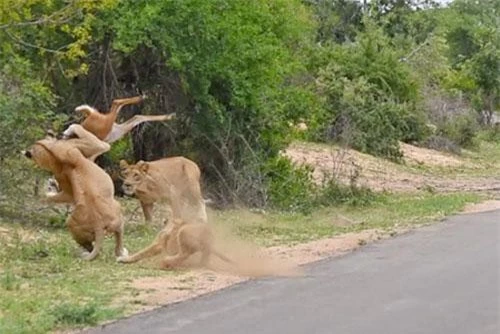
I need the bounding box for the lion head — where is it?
[22,135,59,173]
[119,160,152,196]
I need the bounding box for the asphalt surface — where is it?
[83,209,500,334]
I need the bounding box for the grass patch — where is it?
[211,192,482,247]
[0,219,176,334]
[51,303,117,327]
[0,191,485,333]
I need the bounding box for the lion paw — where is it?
[117,248,129,258]
[44,192,58,199]
[116,255,129,263]
[62,124,78,139]
[80,250,93,261]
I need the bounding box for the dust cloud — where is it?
[159,222,303,278]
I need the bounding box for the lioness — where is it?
[23,124,111,203]
[117,218,232,269]
[62,95,175,144]
[24,126,127,260]
[120,157,207,224]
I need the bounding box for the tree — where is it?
[442,0,500,123]
[96,0,317,205]
[303,0,364,43]
[0,0,117,156]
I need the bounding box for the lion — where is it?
[120,157,208,225]
[23,124,111,203]
[117,218,232,269]
[23,125,127,260]
[62,95,175,144]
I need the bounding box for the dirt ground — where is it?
[116,142,500,316]
[283,141,500,193]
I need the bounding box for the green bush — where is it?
[51,303,100,326]
[0,59,61,158]
[312,19,428,161]
[263,156,380,212]
[437,113,479,148]
[478,126,500,143]
[106,0,316,205]
[316,72,421,161]
[264,157,317,213]
[422,135,462,155]
[317,178,379,207]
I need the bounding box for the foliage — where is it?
[0,0,117,76]
[303,0,363,43]
[51,303,105,327]
[442,0,500,121]
[0,0,498,210]
[369,0,440,38]
[312,20,428,160]
[436,113,479,148]
[477,127,500,144]
[263,155,381,213]
[0,58,59,157]
[317,178,379,207]
[104,0,316,205]
[264,156,317,213]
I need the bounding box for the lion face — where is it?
[120,160,149,196]
[23,138,58,172]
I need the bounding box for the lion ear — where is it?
[119,160,129,170]
[139,162,149,173]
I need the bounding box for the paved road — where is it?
[84,210,500,334]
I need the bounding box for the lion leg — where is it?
[140,201,154,222]
[117,235,165,264]
[160,252,191,269]
[104,114,175,143]
[43,191,73,204]
[113,221,128,258]
[67,216,93,252]
[159,229,193,269]
[66,124,111,161]
[106,96,146,126]
[110,96,145,115]
[81,229,104,261]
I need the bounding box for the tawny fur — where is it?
[117,218,232,269]
[23,126,127,260]
[120,157,207,224]
[23,124,110,203]
[63,95,175,144]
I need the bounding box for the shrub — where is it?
[478,126,500,143]
[263,157,317,213]
[317,73,419,161]
[105,0,316,206]
[312,19,428,161]
[317,178,379,207]
[436,113,479,148]
[422,135,462,155]
[51,303,100,326]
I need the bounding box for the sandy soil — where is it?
[283,142,500,193]
[461,200,500,213]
